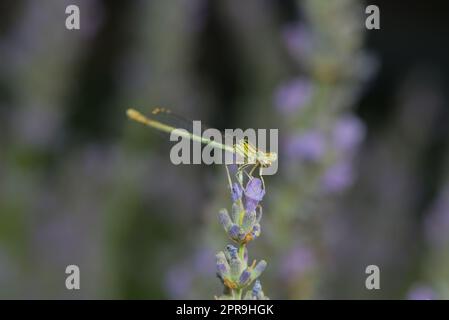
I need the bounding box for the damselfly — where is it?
[126,108,277,189]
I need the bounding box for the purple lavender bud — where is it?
[274,77,313,115]
[217,262,229,278]
[230,257,243,279]
[245,179,265,201]
[228,224,240,240]
[216,251,227,264]
[285,131,325,162]
[216,252,231,282]
[254,260,267,273]
[244,178,265,213]
[251,224,261,238]
[231,183,243,202]
[251,260,267,280]
[218,209,232,232]
[216,258,226,271]
[239,269,251,286]
[238,229,247,242]
[242,210,256,232]
[252,280,262,295]
[231,203,242,224]
[226,154,239,173]
[217,262,226,272]
[226,245,238,260]
[333,114,366,152]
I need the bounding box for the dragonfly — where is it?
[126,107,277,190]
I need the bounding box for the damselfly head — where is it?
[256,151,276,167]
[265,152,277,166]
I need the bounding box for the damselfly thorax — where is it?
[233,140,277,168]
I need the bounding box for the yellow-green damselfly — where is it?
[126,108,277,188]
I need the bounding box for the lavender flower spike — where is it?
[216,176,269,300]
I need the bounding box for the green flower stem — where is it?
[233,206,246,300]
[234,288,242,300]
[238,244,245,262]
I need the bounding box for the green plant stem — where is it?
[238,244,245,261]
[235,289,242,300]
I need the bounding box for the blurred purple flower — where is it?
[280,246,315,280]
[333,114,366,152]
[12,106,61,148]
[285,131,326,162]
[282,22,312,59]
[407,285,436,300]
[193,247,215,275]
[164,265,193,299]
[274,78,313,115]
[425,186,449,247]
[244,178,265,213]
[321,162,354,193]
[181,0,209,33]
[2,0,103,70]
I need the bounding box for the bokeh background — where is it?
[1,0,449,299]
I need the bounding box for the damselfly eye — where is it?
[268,153,278,162]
